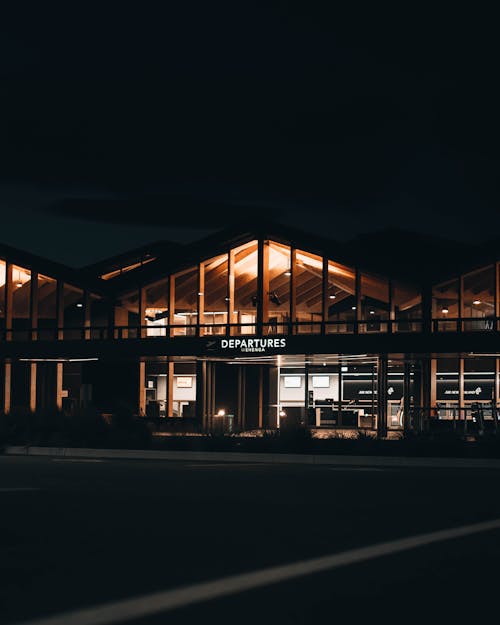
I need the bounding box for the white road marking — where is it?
[51,458,104,463]
[16,516,500,625]
[0,487,40,492]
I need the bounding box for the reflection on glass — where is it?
[12,264,31,340]
[145,278,168,337]
[360,272,389,333]
[462,265,494,331]
[326,260,356,334]
[393,282,422,332]
[172,266,197,336]
[268,242,290,334]
[202,253,228,335]
[433,279,459,331]
[295,249,322,333]
[233,240,258,335]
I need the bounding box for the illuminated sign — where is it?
[214,337,287,353]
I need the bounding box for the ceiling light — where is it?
[16,281,22,287]
[351,306,356,310]
[329,294,336,299]
[198,292,203,296]
[284,271,291,276]
[76,302,83,308]
[473,299,481,305]
[369,310,375,315]
[442,307,449,314]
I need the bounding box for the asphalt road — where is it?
[1,456,500,625]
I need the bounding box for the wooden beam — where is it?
[30,271,38,340]
[138,361,146,415]
[56,362,63,411]
[30,362,37,413]
[3,361,11,414]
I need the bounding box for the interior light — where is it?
[369,310,375,315]
[216,409,225,416]
[279,410,286,417]
[76,302,83,308]
[351,306,356,310]
[473,299,481,305]
[225,297,230,301]
[329,294,336,299]
[442,307,449,314]
[198,292,203,296]
[284,271,291,276]
[16,282,22,288]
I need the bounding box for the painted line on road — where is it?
[16,516,500,625]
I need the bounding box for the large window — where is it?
[268,242,291,333]
[37,274,58,339]
[462,266,495,331]
[295,249,323,333]
[433,279,459,331]
[202,253,228,335]
[144,278,168,337]
[359,272,389,333]
[171,266,197,336]
[11,264,31,340]
[233,240,258,334]
[393,282,422,332]
[63,284,85,339]
[326,260,356,333]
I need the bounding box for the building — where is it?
[1,223,500,435]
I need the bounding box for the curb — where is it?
[4,446,500,469]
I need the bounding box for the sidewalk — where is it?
[5,445,500,469]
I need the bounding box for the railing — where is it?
[1,317,500,341]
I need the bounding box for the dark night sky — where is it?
[1,4,499,266]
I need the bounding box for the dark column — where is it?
[257,239,269,335]
[196,360,207,429]
[237,365,246,431]
[403,359,412,434]
[304,360,310,427]
[257,365,264,428]
[377,355,388,438]
[422,284,432,334]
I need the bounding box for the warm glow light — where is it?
[442,307,449,314]
[369,310,375,315]
[284,271,291,276]
[216,409,225,416]
[351,306,356,310]
[76,302,83,308]
[16,282,22,287]
[329,294,336,299]
[279,410,286,417]
[473,299,481,305]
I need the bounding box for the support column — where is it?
[257,365,264,428]
[139,287,146,338]
[227,249,235,334]
[257,239,269,335]
[290,248,297,334]
[166,360,174,417]
[4,361,11,414]
[304,360,310,427]
[56,281,64,340]
[138,361,146,416]
[29,362,37,413]
[237,365,246,431]
[198,263,205,336]
[459,357,465,433]
[84,290,91,340]
[403,359,411,434]
[355,268,361,334]
[495,358,499,433]
[196,360,207,429]
[56,362,63,411]
[322,256,328,334]
[30,271,38,341]
[377,355,388,438]
[5,264,12,341]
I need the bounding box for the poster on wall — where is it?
[284,376,301,388]
[176,376,193,388]
[312,376,329,388]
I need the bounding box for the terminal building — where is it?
[1,223,500,435]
